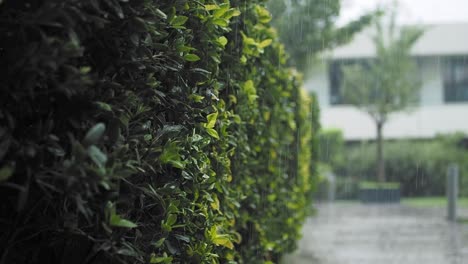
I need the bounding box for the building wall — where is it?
[305,56,468,141]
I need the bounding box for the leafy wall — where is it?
[0,0,316,263]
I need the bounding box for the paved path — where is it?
[284,203,468,264]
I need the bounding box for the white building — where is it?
[305,23,468,141]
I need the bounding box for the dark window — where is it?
[328,60,366,105]
[443,56,468,102]
[329,61,343,105]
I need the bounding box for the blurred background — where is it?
[284,0,468,263]
[305,0,468,204]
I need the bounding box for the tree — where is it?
[268,0,379,70]
[342,12,424,182]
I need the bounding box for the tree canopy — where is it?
[342,19,424,125]
[268,0,378,70]
[342,12,424,182]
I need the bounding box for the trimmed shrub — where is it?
[0,1,316,264]
[309,92,321,190]
[318,129,344,167]
[314,128,345,201]
[335,135,468,197]
[335,176,360,200]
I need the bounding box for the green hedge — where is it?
[0,0,316,263]
[335,135,468,197]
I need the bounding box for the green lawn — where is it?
[402,196,468,208]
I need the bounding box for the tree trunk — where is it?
[376,121,385,182]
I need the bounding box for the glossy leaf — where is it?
[206,128,219,139]
[183,54,200,62]
[87,146,108,167]
[217,36,228,47]
[204,112,218,129]
[170,15,188,27]
[83,123,106,146]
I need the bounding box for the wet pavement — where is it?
[283,203,468,264]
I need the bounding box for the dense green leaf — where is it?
[204,112,218,129]
[217,36,228,47]
[206,128,219,139]
[170,15,188,27]
[152,238,166,248]
[110,214,138,228]
[0,165,14,182]
[87,145,108,167]
[213,18,228,27]
[95,101,112,111]
[150,253,173,264]
[83,123,106,146]
[183,53,200,62]
[154,8,167,19]
[205,4,219,11]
